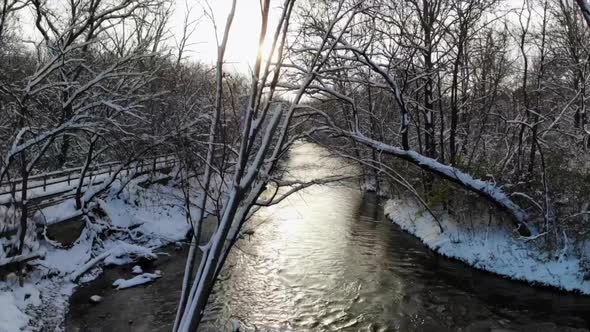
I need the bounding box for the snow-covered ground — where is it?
[0,175,193,332]
[384,198,590,295]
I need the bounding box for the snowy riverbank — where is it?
[384,198,590,295]
[0,175,192,332]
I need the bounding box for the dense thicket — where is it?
[286,0,590,249]
[0,0,251,262]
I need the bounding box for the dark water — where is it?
[66,245,188,331]
[67,144,590,332]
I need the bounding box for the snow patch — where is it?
[0,282,44,332]
[132,265,143,274]
[89,295,102,303]
[0,175,193,331]
[384,198,590,294]
[112,273,161,290]
[0,292,29,332]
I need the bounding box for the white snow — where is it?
[384,198,590,294]
[0,205,43,267]
[112,273,161,290]
[0,293,29,332]
[0,174,193,331]
[103,242,157,266]
[37,200,81,226]
[68,241,157,282]
[230,319,241,332]
[132,265,143,274]
[0,282,42,332]
[89,295,102,303]
[99,180,192,247]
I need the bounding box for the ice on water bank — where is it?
[384,198,590,295]
[113,272,161,290]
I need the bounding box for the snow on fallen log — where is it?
[70,242,156,281]
[0,251,45,267]
[112,272,161,290]
[349,132,532,236]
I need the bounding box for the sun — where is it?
[173,0,281,73]
[224,1,280,70]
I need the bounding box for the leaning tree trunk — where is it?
[342,131,532,236]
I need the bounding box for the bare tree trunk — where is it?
[422,0,436,159]
[450,50,461,165]
[174,1,238,330]
[516,0,531,176]
[528,0,548,177]
[75,135,98,209]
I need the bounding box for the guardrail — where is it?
[0,154,175,193]
[0,155,177,207]
[0,155,178,268]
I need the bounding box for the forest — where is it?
[1,0,590,331]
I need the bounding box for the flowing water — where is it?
[67,144,590,331]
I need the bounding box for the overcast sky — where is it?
[19,0,528,73]
[172,0,526,72]
[17,0,273,73]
